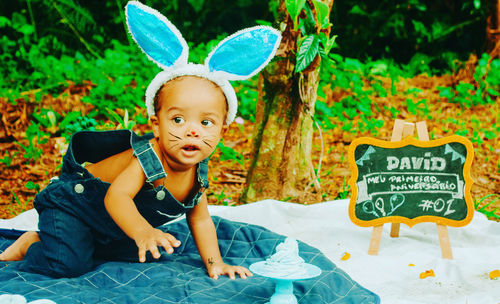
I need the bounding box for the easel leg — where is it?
[391,119,405,141]
[436,224,453,259]
[390,223,400,237]
[416,121,430,141]
[368,225,384,255]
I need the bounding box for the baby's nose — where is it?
[186,129,199,137]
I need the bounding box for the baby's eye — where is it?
[173,117,185,124]
[201,119,214,127]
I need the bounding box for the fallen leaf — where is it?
[419,269,435,279]
[489,269,500,280]
[340,252,351,261]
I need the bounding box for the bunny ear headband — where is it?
[125,1,282,124]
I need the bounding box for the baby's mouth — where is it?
[181,144,200,152]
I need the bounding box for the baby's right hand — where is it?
[133,227,181,262]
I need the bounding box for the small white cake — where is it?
[262,238,308,278]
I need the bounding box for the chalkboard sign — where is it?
[348,135,474,227]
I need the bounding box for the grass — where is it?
[474,194,500,221]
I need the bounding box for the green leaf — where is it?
[59,112,83,130]
[412,20,430,42]
[438,86,454,99]
[318,32,337,55]
[296,34,319,73]
[187,0,204,13]
[124,109,130,129]
[285,0,307,29]
[0,16,11,28]
[409,0,427,11]
[312,0,330,29]
[325,34,337,54]
[302,3,317,35]
[348,5,368,16]
[25,181,37,190]
[255,19,272,26]
[487,88,500,96]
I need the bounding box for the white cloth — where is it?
[1,199,499,304]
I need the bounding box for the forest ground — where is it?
[0,68,498,221]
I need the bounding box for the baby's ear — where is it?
[150,115,160,138]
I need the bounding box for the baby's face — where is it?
[151,76,227,168]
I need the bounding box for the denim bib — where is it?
[34,130,209,243]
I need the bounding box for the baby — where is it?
[0,1,281,279]
[1,75,247,279]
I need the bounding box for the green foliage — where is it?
[315,49,499,138]
[405,98,429,117]
[296,34,320,73]
[9,191,31,215]
[333,0,486,67]
[235,79,259,122]
[32,107,99,139]
[438,54,500,108]
[106,109,135,130]
[32,109,58,135]
[16,123,49,163]
[285,0,336,73]
[315,54,387,134]
[77,41,160,115]
[25,180,41,193]
[216,141,244,165]
[285,0,306,29]
[60,114,99,139]
[0,151,17,167]
[312,0,331,29]
[0,4,262,134]
[212,188,235,206]
[336,177,350,200]
[0,12,65,99]
[1,0,272,58]
[1,0,489,78]
[475,194,500,221]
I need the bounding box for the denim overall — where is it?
[19,130,209,278]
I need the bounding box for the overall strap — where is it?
[197,158,209,189]
[132,140,167,184]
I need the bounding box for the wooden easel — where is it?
[367,119,454,259]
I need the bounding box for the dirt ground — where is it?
[0,72,498,221]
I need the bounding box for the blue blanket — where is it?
[0,217,379,303]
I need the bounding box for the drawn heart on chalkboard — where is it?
[387,193,405,216]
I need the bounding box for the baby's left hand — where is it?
[207,261,253,280]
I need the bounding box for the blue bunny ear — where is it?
[206,26,281,80]
[125,1,188,69]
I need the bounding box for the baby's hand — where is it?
[133,227,181,262]
[207,260,253,280]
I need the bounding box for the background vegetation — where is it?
[0,0,498,220]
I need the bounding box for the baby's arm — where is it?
[186,193,252,280]
[104,158,180,262]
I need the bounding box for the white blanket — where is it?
[1,199,499,304]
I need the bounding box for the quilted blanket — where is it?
[0,216,379,303]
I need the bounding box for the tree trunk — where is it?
[241,0,333,204]
[486,0,500,58]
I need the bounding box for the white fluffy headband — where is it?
[125,1,282,124]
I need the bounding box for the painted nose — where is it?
[187,129,199,137]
